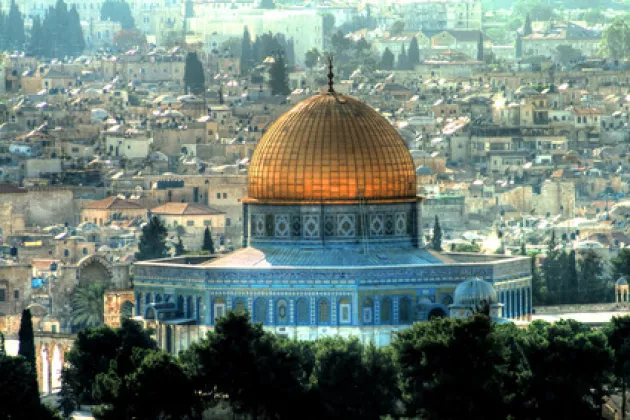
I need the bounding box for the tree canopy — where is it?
[136,216,168,261]
[269,51,290,96]
[100,0,135,29]
[183,52,206,95]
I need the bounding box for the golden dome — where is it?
[246,94,416,204]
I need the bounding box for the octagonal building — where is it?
[133,91,532,352]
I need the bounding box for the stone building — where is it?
[81,197,148,226]
[132,90,532,353]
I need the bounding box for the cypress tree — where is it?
[6,0,25,51]
[269,50,290,96]
[184,52,205,95]
[515,35,523,58]
[477,32,484,61]
[380,48,394,70]
[0,332,5,357]
[397,43,408,70]
[67,5,85,57]
[524,14,533,36]
[432,216,443,252]
[175,236,185,256]
[0,6,6,51]
[203,227,215,254]
[565,249,578,303]
[27,15,43,57]
[408,36,420,68]
[241,26,253,75]
[18,309,36,371]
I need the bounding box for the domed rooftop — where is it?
[618,277,629,286]
[453,277,498,307]
[246,93,416,204]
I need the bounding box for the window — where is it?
[234,298,247,313]
[339,298,351,323]
[318,299,330,323]
[296,298,309,324]
[226,218,231,227]
[216,193,221,199]
[254,297,267,323]
[214,297,226,323]
[173,220,178,226]
[82,248,88,255]
[223,193,227,199]
[380,298,392,323]
[0,289,5,302]
[399,297,412,323]
[204,220,212,226]
[363,298,373,324]
[13,289,19,300]
[71,147,79,153]
[187,220,194,227]
[63,249,70,257]
[276,299,288,324]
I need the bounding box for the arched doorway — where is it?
[76,255,113,286]
[41,345,50,394]
[51,345,62,391]
[428,307,448,320]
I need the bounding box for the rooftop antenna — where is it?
[327,54,335,94]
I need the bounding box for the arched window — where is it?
[380,298,392,324]
[363,298,374,324]
[318,299,330,324]
[155,294,162,303]
[177,295,184,317]
[145,293,151,306]
[339,298,351,324]
[214,297,226,323]
[399,297,412,323]
[234,298,247,313]
[296,298,309,324]
[276,299,288,324]
[441,295,453,306]
[254,297,267,323]
[186,296,193,318]
[135,292,142,316]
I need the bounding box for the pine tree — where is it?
[241,26,253,75]
[397,43,408,70]
[477,32,484,61]
[548,230,556,250]
[269,50,290,96]
[431,216,443,252]
[175,236,185,256]
[408,36,420,68]
[203,227,215,254]
[524,14,533,36]
[380,47,394,70]
[136,216,168,261]
[18,309,36,371]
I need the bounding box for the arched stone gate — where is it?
[34,333,75,394]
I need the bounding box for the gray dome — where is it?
[618,277,629,286]
[453,277,498,307]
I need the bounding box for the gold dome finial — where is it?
[327,54,335,93]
